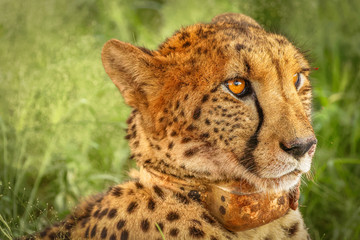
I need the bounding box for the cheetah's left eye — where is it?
[293,73,303,90]
[224,78,251,98]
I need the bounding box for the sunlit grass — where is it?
[0,0,359,239]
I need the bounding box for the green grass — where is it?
[0,0,359,239]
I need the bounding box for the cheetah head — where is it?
[101,13,317,192]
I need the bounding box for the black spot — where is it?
[186,124,197,131]
[93,209,100,217]
[98,208,109,219]
[170,228,179,237]
[148,198,156,211]
[155,222,164,232]
[167,211,180,221]
[205,119,211,125]
[189,226,205,238]
[120,230,129,240]
[100,227,107,239]
[201,212,216,225]
[181,137,192,143]
[184,94,189,100]
[85,226,90,238]
[135,182,144,189]
[168,141,174,149]
[200,133,210,139]
[170,131,178,136]
[183,41,191,48]
[184,147,199,157]
[153,185,165,199]
[244,59,251,74]
[286,222,299,237]
[107,208,117,219]
[109,234,116,240]
[211,236,218,240]
[112,186,123,197]
[202,94,209,103]
[141,219,150,232]
[235,43,246,51]
[175,100,180,110]
[214,128,219,133]
[117,220,126,230]
[188,190,201,201]
[91,224,97,238]
[184,174,195,179]
[192,219,202,225]
[219,206,226,215]
[174,192,189,204]
[221,196,225,202]
[179,31,190,40]
[210,86,218,93]
[127,201,138,213]
[193,107,202,120]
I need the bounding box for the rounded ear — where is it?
[211,13,262,29]
[101,39,161,110]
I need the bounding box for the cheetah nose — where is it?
[279,137,317,159]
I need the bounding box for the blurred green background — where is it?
[0,0,359,239]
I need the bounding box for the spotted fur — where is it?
[26,13,316,240]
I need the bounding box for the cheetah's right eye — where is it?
[224,78,251,98]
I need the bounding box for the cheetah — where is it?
[27,13,317,240]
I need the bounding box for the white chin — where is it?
[297,156,312,173]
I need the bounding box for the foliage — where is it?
[0,0,359,239]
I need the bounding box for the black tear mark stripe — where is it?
[253,96,264,133]
[238,93,264,173]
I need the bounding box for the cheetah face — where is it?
[102,13,317,192]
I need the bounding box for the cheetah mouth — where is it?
[266,168,302,180]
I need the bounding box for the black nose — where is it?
[280,137,317,159]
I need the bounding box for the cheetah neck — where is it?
[140,167,300,232]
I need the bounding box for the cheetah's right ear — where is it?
[101,39,162,110]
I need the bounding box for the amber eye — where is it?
[293,73,300,89]
[224,78,251,98]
